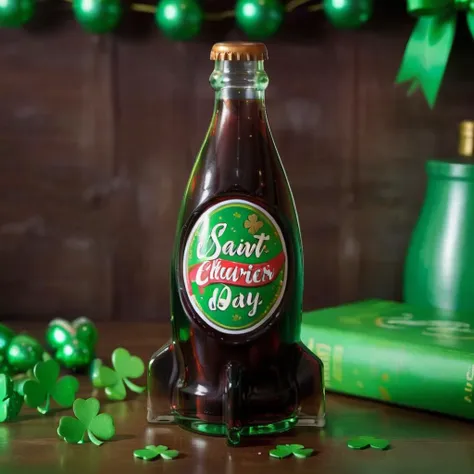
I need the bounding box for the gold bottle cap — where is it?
[458,120,474,157]
[210,42,269,61]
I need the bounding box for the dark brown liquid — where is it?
[167,97,318,426]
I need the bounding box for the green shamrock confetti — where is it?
[161,450,179,460]
[0,374,23,422]
[133,445,179,461]
[269,446,292,459]
[281,444,304,452]
[347,436,390,450]
[347,436,371,450]
[92,348,145,401]
[270,444,313,459]
[293,448,314,458]
[369,438,390,450]
[22,360,79,414]
[57,397,115,446]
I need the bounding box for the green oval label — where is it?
[183,199,287,335]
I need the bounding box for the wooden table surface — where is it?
[2,322,473,474]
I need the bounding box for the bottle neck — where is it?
[209,60,269,101]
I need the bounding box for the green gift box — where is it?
[301,299,474,420]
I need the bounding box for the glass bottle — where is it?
[148,42,325,445]
[404,121,474,315]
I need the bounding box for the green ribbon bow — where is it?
[396,0,474,108]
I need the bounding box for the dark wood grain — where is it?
[1,322,473,474]
[0,24,113,320]
[1,1,474,320]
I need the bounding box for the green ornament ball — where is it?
[155,0,203,41]
[0,0,35,28]
[7,334,43,373]
[454,0,470,9]
[235,0,284,39]
[0,324,15,353]
[74,317,98,348]
[72,0,122,34]
[0,353,12,375]
[323,0,373,29]
[56,339,92,370]
[46,320,74,351]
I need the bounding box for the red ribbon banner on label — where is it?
[188,252,285,292]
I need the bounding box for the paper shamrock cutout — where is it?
[347,436,390,450]
[57,397,115,446]
[370,438,390,450]
[293,448,314,458]
[92,348,145,400]
[0,374,23,422]
[133,445,179,461]
[23,359,79,414]
[269,444,314,459]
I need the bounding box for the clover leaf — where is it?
[92,348,145,400]
[133,445,179,461]
[347,436,390,450]
[270,444,314,459]
[369,438,390,450]
[347,436,372,450]
[293,448,314,458]
[0,374,23,422]
[57,397,115,446]
[22,359,79,414]
[280,444,304,452]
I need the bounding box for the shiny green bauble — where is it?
[0,324,15,353]
[7,334,43,373]
[56,339,92,370]
[454,0,470,9]
[235,0,284,39]
[0,353,12,375]
[155,0,203,41]
[46,320,74,351]
[323,0,373,29]
[72,0,122,34]
[0,0,35,28]
[73,317,98,348]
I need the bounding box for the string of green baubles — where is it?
[0,0,373,38]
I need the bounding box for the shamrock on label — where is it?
[0,374,23,422]
[92,348,145,400]
[133,445,179,461]
[23,360,79,414]
[57,397,115,446]
[244,213,263,234]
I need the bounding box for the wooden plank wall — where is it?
[0,1,472,321]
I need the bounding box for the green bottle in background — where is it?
[404,121,474,314]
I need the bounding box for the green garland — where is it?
[0,0,469,108]
[0,0,371,37]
